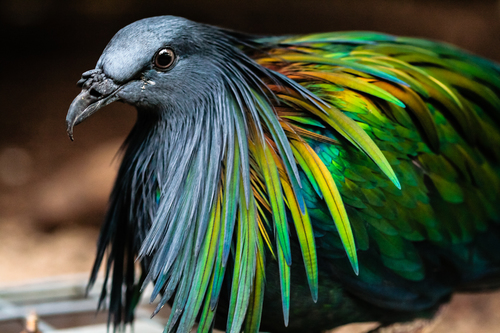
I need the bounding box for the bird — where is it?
[66,16,500,333]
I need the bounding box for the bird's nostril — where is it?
[89,88,102,98]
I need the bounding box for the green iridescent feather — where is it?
[82,20,500,333]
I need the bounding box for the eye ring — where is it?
[153,48,176,71]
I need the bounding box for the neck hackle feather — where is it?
[86,22,500,333]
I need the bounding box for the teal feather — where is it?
[69,17,500,333]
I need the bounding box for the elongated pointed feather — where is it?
[285,122,339,145]
[344,55,430,97]
[280,94,400,190]
[194,119,223,255]
[226,180,258,333]
[264,138,318,300]
[251,176,272,211]
[291,139,359,274]
[209,218,228,310]
[259,54,409,86]
[211,136,239,309]
[255,202,276,258]
[165,235,196,332]
[282,180,318,301]
[225,226,242,328]
[281,115,325,127]
[252,91,306,213]
[222,127,241,266]
[286,138,322,199]
[277,239,291,326]
[176,193,222,332]
[151,242,187,314]
[233,101,252,206]
[298,71,405,108]
[197,272,217,333]
[252,138,292,265]
[243,237,266,333]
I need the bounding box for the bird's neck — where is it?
[118,105,227,262]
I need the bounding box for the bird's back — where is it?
[245,31,500,331]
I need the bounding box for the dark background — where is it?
[0,0,499,332]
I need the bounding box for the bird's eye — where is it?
[153,48,176,70]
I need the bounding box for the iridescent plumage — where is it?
[67,16,500,333]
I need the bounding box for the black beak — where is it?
[66,69,121,140]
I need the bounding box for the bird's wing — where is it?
[248,31,500,309]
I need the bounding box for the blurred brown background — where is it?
[1,0,500,332]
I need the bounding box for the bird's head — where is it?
[66,16,248,139]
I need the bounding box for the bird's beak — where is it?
[66,69,121,140]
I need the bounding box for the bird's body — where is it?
[67,16,500,333]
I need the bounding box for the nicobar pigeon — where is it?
[66,16,500,333]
